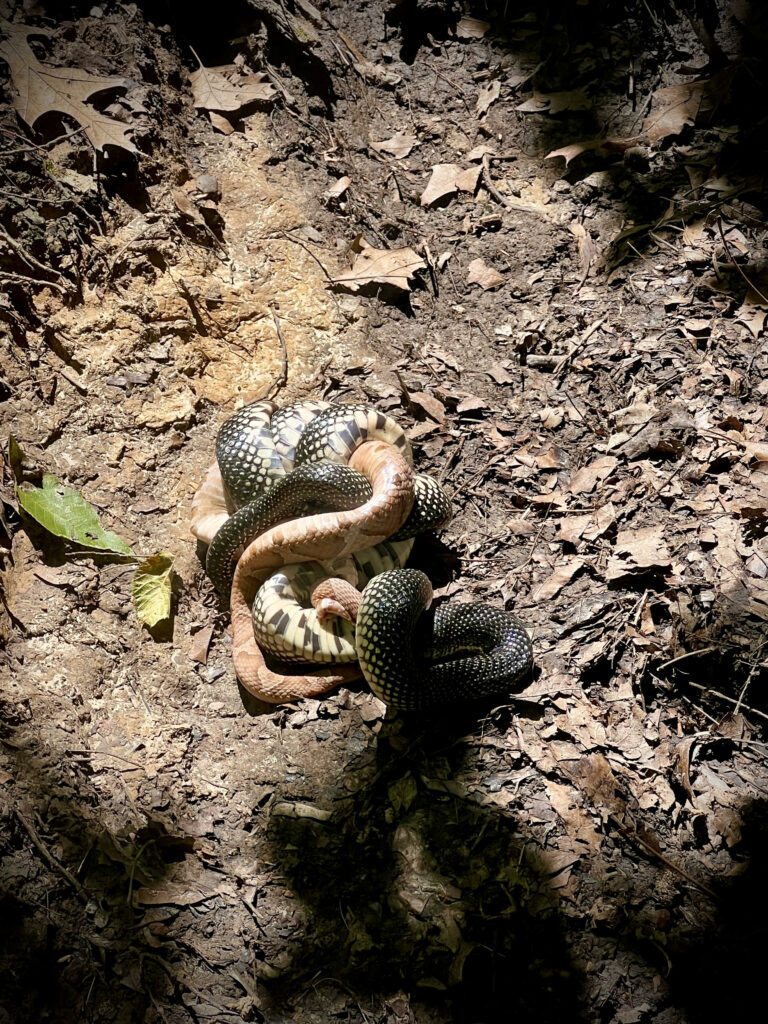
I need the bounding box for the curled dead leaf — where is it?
[466,257,505,291]
[456,16,490,39]
[333,240,426,293]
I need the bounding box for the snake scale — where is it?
[191,399,533,708]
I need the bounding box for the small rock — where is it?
[196,174,220,198]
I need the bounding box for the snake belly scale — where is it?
[191,399,533,707]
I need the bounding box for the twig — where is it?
[657,647,718,670]
[0,269,70,295]
[555,316,607,375]
[609,813,719,901]
[269,232,348,322]
[685,680,768,723]
[0,223,68,284]
[265,304,289,400]
[275,231,335,284]
[14,808,88,902]
[717,217,768,304]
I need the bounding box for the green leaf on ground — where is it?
[132,552,174,627]
[16,473,133,554]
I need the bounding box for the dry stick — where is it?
[683,679,768,724]
[716,217,768,379]
[0,225,66,283]
[608,812,719,901]
[264,303,289,401]
[0,270,70,295]
[717,217,768,304]
[14,808,89,902]
[555,316,607,375]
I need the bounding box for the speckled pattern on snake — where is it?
[190,399,533,708]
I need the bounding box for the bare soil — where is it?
[2,2,768,1023]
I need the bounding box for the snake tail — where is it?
[356,568,533,710]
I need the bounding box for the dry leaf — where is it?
[456,394,488,415]
[546,137,639,165]
[476,80,501,116]
[172,189,206,227]
[208,110,234,134]
[467,144,496,162]
[333,240,426,293]
[456,165,482,192]
[408,391,446,423]
[456,16,490,39]
[189,60,275,113]
[534,556,587,601]
[190,625,214,665]
[466,257,504,291]
[735,304,767,338]
[569,456,618,495]
[325,176,352,201]
[569,223,598,278]
[371,132,417,159]
[420,164,480,206]
[643,80,713,142]
[421,164,461,206]
[354,60,401,88]
[606,526,671,579]
[559,504,616,545]
[0,19,137,153]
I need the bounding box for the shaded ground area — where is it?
[2,1,768,1021]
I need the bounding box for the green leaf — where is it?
[16,473,133,554]
[132,552,174,627]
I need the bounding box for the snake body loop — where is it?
[356,569,533,710]
[192,399,533,707]
[206,463,373,599]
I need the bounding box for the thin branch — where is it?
[15,808,88,902]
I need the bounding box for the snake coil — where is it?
[191,399,533,708]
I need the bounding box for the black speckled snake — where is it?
[191,400,532,707]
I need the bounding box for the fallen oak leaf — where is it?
[332,240,426,293]
[643,79,715,142]
[0,18,138,153]
[189,54,275,113]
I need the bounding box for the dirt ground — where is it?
[2,1,768,1022]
